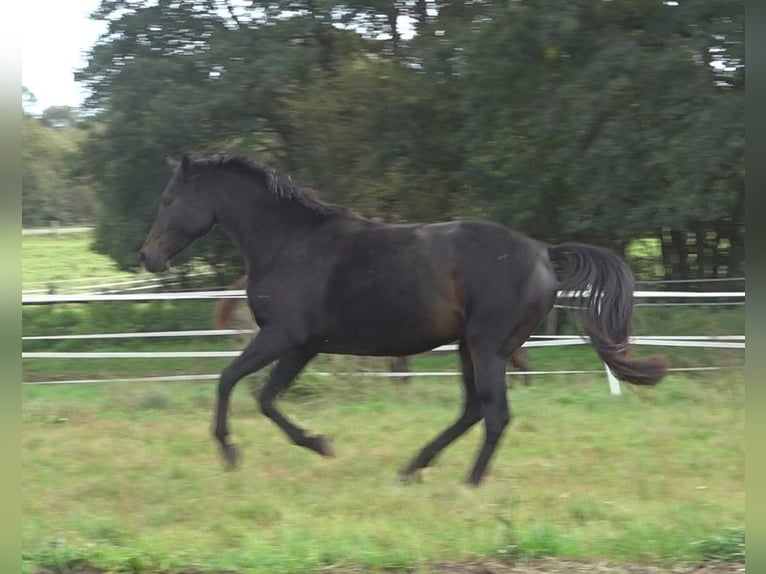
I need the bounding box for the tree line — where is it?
[22,88,99,227]
[23,0,744,282]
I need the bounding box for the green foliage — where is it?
[22,109,97,226]
[284,54,468,222]
[22,539,87,574]
[74,0,379,270]
[68,0,743,280]
[691,527,745,562]
[460,0,743,253]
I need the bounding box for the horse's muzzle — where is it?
[139,249,168,273]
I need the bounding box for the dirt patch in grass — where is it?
[35,558,746,574]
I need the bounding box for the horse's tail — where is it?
[214,275,247,330]
[547,243,667,386]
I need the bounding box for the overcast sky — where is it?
[21,0,106,114]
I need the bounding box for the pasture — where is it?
[22,233,139,293]
[22,373,744,573]
[22,231,745,573]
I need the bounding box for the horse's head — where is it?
[139,154,216,273]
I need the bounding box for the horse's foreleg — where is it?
[214,330,292,468]
[257,349,333,456]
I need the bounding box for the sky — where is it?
[21,0,107,115]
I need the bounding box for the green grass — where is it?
[22,232,143,292]
[21,229,745,572]
[22,371,744,573]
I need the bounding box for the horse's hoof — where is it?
[398,468,422,485]
[309,435,335,457]
[465,475,482,488]
[221,443,240,470]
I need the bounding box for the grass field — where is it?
[21,231,745,573]
[22,372,744,573]
[22,232,141,292]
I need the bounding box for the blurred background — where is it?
[22,0,744,283]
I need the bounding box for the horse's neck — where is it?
[213,179,318,273]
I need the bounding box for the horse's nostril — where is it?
[138,250,146,263]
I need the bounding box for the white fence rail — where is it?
[22,288,745,394]
[21,289,747,305]
[21,335,746,356]
[22,226,93,236]
[21,366,726,387]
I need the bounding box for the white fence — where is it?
[21,226,93,236]
[20,289,746,305]
[21,287,745,394]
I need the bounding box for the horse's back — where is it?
[316,219,555,355]
[319,220,461,353]
[444,220,555,301]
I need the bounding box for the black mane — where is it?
[192,155,350,217]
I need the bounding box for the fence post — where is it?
[604,363,621,395]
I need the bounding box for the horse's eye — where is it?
[161,197,173,206]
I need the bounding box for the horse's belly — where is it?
[316,331,456,357]
[315,305,462,356]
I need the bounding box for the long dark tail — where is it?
[548,243,667,386]
[214,275,247,330]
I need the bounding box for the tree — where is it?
[458,0,744,277]
[76,0,442,271]
[22,86,37,114]
[40,106,79,129]
[22,108,98,227]
[284,52,467,223]
[75,0,744,281]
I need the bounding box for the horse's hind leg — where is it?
[256,348,333,457]
[400,341,482,481]
[465,348,510,486]
[465,306,549,484]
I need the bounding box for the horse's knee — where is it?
[257,389,274,418]
[218,367,238,392]
[484,406,511,440]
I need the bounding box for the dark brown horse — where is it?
[215,274,534,386]
[140,154,666,485]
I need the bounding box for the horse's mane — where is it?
[193,155,349,217]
